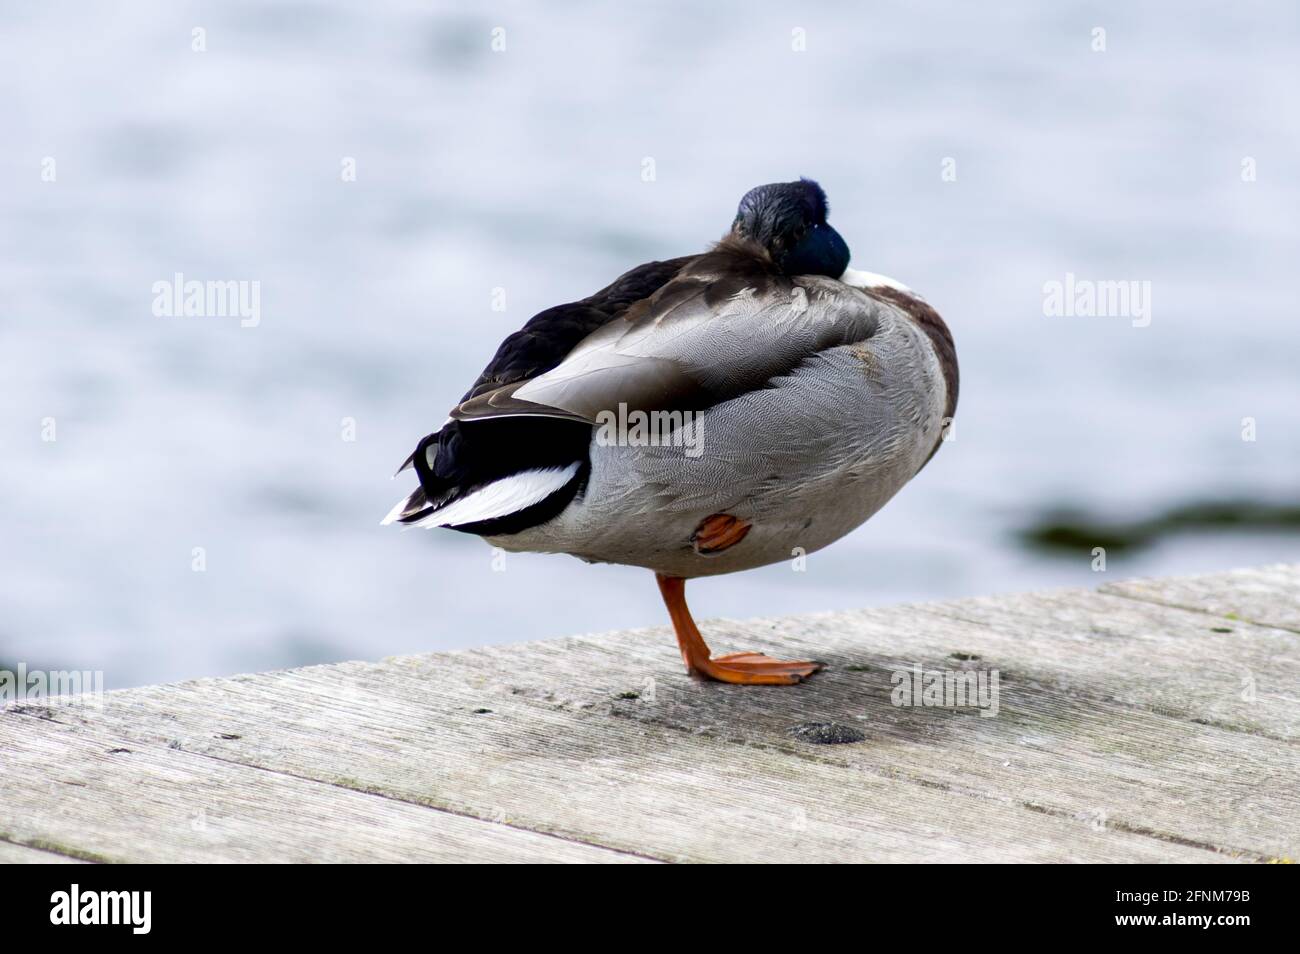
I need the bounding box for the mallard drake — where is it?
[385,179,957,685]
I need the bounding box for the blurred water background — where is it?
[2,1,1297,688]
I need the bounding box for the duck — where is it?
[384,178,958,685]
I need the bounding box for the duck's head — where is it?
[730,178,850,279]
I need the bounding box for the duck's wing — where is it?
[453,252,882,426]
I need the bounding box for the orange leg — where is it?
[654,574,821,685]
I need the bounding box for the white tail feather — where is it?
[380,492,418,526]
[388,463,580,530]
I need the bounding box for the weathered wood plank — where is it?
[0,713,651,864]
[902,589,1300,738]
[23,653,1250,863]
[1102,563,1300,633]
[0,839,85,864]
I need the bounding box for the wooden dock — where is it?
[3,564,1297,863]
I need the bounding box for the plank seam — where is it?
[1099,587,1300,636]
[0,833,102,864]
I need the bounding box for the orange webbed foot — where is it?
[655,573,821,686]
[697,652,822,685]
[691,513,751,554]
